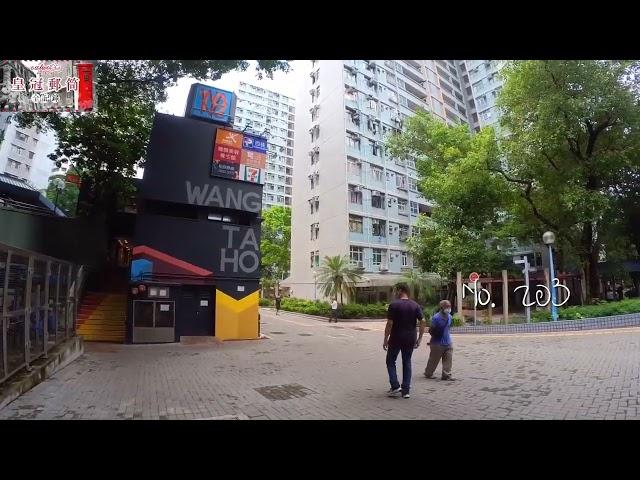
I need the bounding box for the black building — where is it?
[127,89,264,343]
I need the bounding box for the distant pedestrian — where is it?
[605,282,615,302]
[617,282,624,301]
[330,298,339,323]
[424,300,455,381]
[275,294,282,315]
[384,283,425,399]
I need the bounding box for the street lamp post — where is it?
[52,177,65,214]
[543,231,558,321]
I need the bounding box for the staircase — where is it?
[77,292,127,343]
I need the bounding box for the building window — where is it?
[310,252,315,268]
[348,158,362,177]
[396,174,407,189]
[314,251,320,267]
[309,196,319,214]
[10,144,25,156]
[310,173,319,189]
[372,248,383,266]
[410,201,418,215]
[310,223,319,240]
[14,131,28,142]
[371,192,384,209]
[349,215,363,233]
[367,99,378,112]
[408,177,417,191]
[347,135,360,150]
[372,219,386,237]
[402,251,408,266]
[399,224,410,242]
[350,246,363,267]
[371,166,383,182]
[349,185,363,205]
[398,199,408,214]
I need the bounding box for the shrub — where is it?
[528,298,640,322]
[259,298,274,307]
[265,297,388,319]
[451,313,464,327]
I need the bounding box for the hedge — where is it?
[531,298,640,322]
[260,297,448,320]
[261,297,388,318]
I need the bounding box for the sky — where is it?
[157,60,310,116]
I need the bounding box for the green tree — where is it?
[260,205,291,290]
[496,60,640,301]
[399,269,441,305]
[316,255,363,304]
[387,110,513,278]
[15,60,290,215]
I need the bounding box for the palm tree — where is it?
[316,255,363,304]
[400,270,441,305]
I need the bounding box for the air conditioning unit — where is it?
[354,261,364,268]
[379,264,389,272]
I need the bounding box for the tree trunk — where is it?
[581,220,600,303]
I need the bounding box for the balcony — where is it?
[348,169,363,184]
[399,65,425,85]
[346,144,362,159]
[349,231,366,243]
[344,71,358,88]
[345,95,359,110]
[369,234,387,245]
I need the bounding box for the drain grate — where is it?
[255,383,315,401]
[269,331,286,335]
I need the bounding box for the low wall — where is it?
[0,336,84,411]
[452,313,640,334]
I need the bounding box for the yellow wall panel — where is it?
[215,290,259,341]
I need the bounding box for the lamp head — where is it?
[542,231,555,245]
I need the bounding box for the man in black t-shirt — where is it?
[383,283,426,399]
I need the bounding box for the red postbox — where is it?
[76,63,94,111]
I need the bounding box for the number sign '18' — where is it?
[186,83,236,125]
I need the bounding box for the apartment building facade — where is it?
[233,82,295,209]
[465,60,506,130]
[284,60,475,302]
[0,112,56,191]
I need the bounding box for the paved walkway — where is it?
[1,309,639,420]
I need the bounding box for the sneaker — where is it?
[441,376,456,381]
[402,393,410,399]
[387,387,402,397]
[424,373,435,379]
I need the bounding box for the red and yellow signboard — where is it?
[211,128,266,184]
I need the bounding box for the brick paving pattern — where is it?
[1,309,639,420]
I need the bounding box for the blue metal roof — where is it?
[0,173,36,190]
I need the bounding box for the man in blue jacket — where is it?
[424,300,455,381]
